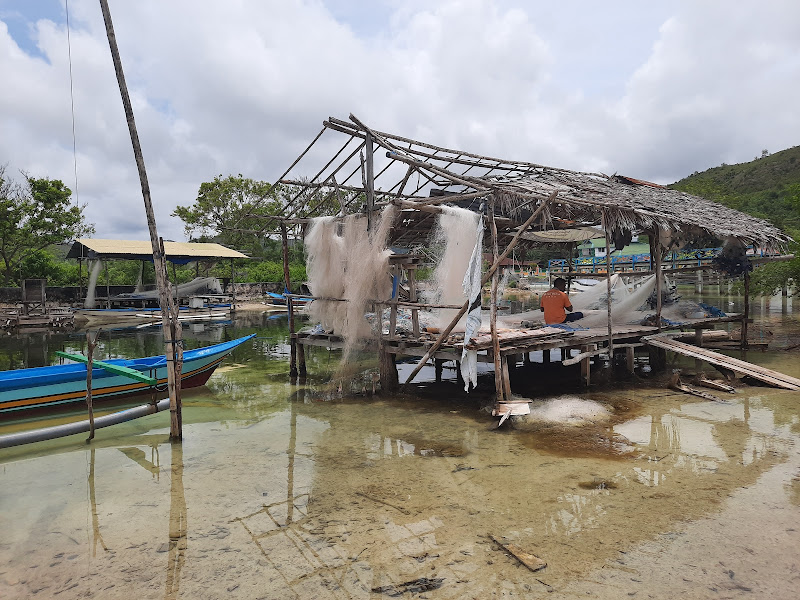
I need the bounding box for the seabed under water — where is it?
[0,292,798,599]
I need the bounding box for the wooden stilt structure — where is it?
[242,114,790,411]
[602,211,614,358]
[489,197,505,402]
[742,265,750,350]
[100,0,183,439]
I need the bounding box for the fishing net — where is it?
[305,206,397,363]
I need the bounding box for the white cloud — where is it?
[0,0,797,241]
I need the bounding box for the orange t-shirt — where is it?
[540,288,572,324]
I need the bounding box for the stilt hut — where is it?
[238,114,793,414]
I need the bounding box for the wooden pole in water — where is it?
[602,211,614,358]
[282,223,298,377]
[403,191,558,387]
[489,197,505,402]
[742,264,750,349]
[99,0,182,439]
[85,329,100,441]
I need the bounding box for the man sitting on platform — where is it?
[540,278,584,325]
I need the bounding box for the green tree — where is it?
[0,166,94,285]
[172,174,283,257]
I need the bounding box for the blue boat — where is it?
[0,334,255,414]
[266,290,312,307]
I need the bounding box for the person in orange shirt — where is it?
[540,278,584,324]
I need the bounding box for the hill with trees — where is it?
[670,145,800,294]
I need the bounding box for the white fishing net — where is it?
[305,206,397,363]
[428,206,480,330]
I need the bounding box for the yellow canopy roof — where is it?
[67,239,248,262]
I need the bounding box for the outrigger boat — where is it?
[0,334,255,415]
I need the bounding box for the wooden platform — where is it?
[292,312,795,391]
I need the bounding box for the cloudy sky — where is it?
[1,0,798,242]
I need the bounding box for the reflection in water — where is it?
[165,442,187,600]
[88,448,109,556]
[118,444,160,477]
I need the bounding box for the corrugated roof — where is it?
[67,239,248,261]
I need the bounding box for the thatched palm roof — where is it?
[250,114,791,252]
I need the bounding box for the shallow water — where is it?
[1,293,799,599]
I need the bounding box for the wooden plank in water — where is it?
[490,535,547,572]
[644,336,800,390]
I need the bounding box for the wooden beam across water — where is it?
[643,335,800,390]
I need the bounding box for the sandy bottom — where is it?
[2,381,798,599]
[1,300,799,599]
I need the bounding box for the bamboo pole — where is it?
[403,191,557,386]
[489,198,505,402]
[602,211,614,357]
[85,329,100,441]
[99,0,182,439]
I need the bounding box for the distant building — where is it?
[578,235,648,258]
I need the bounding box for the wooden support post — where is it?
[298,339,306,377]
[435,358,444,382]
[501,355,512,400]
[380,346,399,392]
[489,197,504,402]
[100,0,182,439]
[523,352,531,366]
[542,349,551,364]
[389,302,398,340]
[625,346,635,374]
[694,327,704,372]
[281,224,298,377]
[580,344,594,386]
[403,191,557,387]
[742,266,750,350]
[408,266,420,338]
[104,261,111,309]
[172,262,179,306]
[230,259,237,309]
[653,229,663,331]
[602,211,614,356]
